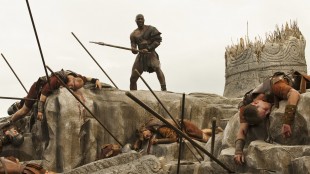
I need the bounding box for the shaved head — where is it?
[136,14,144,20]
[135,14,145,28]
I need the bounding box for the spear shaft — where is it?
[46,66,123,147]
[134,69,204,160]
[1,53,28,94]
[0,96,37,101]
[125,92,234,173]
[90,41,149,54]
[25,0,50,89]
[72,33,119,89]
[211,117,217,161]
[177,93,185,174]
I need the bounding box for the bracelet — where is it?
[37,101,45,113]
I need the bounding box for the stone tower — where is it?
[223,21,307,98]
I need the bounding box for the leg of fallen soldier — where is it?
[11,82,37,122]
[182,120,203,140]
[11,104,31,122]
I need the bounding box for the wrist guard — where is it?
[235,139,245,155]
[90,78,98,83]
[283,105,297,126]
[37,101,45,113]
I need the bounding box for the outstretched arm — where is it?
[85,77,102,89]
[37,76,61,121]
[282,88,300,138]
[130,34,138,54]
[37,94,47,121]
[234,122,248,165]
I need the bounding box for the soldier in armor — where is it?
[234,71,301,165]
[0,125,24,153]
[0,156,55,174]
[0,69,102,129]
[130,14,167,91]
[133,117,223,151]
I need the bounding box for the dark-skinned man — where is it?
[130,14,167,91]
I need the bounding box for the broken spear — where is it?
[71,32,119,89]
[1,53,28,94]
[25,0,50,89]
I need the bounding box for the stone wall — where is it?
[26,85,239,172]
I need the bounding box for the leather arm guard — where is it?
[283,105,297,126]
[37,101,44,113]
[147,41,160,51]
[235,139,245,155]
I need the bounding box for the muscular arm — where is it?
[36,93,47,121]
[282,88,300,137]
[234,122,249,165]
[236,123,248,140]
[147,27,162,51]
[147,40,160,51]
[36,76,61,121]
[130,33,138,54]
[287,88,300,105]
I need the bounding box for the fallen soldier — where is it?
[0,125,24,153]
[0,156,55,174]
[133,117,223,151]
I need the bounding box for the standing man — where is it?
[130,14,167,91]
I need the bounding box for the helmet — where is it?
[7,102,20,115]
[11,134,24,147]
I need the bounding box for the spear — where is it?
[46,66,123,147]
[134,69,204,161]
[25,0,50,88]
[90,41,149,54]
[1,53,28,94]
[211,117,217,161]
[71,33,119,89]
[177,93,185,174]
[125,92,234,173]
[0,96,37,101]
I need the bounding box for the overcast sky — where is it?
[0,0,309,116]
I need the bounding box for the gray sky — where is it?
[0,0,310,116]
